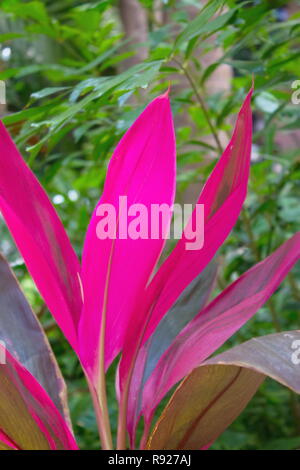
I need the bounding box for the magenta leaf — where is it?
[119,88,253,395]
[78,91,176,377]
[142,87,253,343]
[139,232,300,432]
[0,122,82,351]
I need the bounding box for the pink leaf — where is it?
[119,88,253,400]
[0,123,82,351]
[141,232,300,427]
[143,87,253,345]
[78,92,176,376]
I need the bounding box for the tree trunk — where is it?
[118,0,149,70]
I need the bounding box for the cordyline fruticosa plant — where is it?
[0,87,299,451]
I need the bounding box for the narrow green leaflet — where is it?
[175,0,225,47]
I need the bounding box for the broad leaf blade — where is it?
[0,122,82,351]
[0,253,70,424]
[147,331,300,450]
[79,92,176,375]
[0,344,77,450]
[141,232,300,425]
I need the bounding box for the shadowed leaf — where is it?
[147,331,300,450]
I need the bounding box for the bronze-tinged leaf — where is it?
[0,361,50,449]
[0,253,70,425]
[147,331,300,450]
[0,345,77,450]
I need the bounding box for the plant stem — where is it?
[117,381,130,449]
[173,58,223,154]
[85,246,115,450]
[117,337,144,449]
[97,369,113,449]
[117,304,156,449]
[87,376,113,449]
[92,247,115,450]
[139,419,151,450]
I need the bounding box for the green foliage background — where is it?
[0,0,299,449]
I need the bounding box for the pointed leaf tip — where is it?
[79,91,176,375]
[161,83,171,98]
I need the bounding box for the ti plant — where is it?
[0,88,299,450]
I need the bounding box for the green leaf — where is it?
[30,87,70,100]
[262,436,300,450]
[2,0,50,25]
[0,33,25,41]
[255,91,280,114]
[225,59,265,74]
[175,0,224,47]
